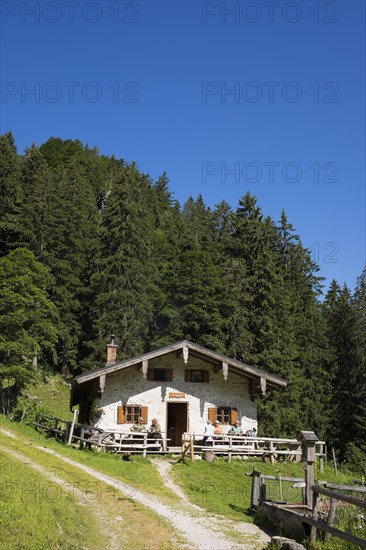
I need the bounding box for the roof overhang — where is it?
[70,340,287,409]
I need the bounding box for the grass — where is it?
[23,371,74,421]
[0,415,180,505]
[0,451,105,550]
[170,457,356,523]
[0,420,186,549]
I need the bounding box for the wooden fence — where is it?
[34,413,167,456]
[308,483,366,548]
[251,471,366,548]
[181,432,326,466]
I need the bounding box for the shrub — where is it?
[11,395,53,427]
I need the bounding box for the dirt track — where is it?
[1,428,271,549]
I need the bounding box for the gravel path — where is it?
[0,428,270,549]
[153,459,271,548]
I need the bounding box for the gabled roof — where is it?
[72,340,287,405]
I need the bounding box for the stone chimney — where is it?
[106,335,118,364]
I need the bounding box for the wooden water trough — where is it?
[250,431,366,548]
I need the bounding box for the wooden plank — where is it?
[325,483,366,494]
[312,486,366,509]
[300,515,366,549]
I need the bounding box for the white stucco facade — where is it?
[91,354,257,435]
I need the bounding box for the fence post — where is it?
[250,471,261,509]
[228,436,232,463]
[310,489,320,543]
[298,431,318,508]
[324,498,338,543]
[63,422,70,443]
[80,426,85,449]
[67,409,78,445]
[143,433,147,458]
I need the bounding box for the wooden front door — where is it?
[167,403,188,446]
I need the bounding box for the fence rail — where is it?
[251,465,366,549]
[181,432,326,466]
[309,483,366,548]
[34,413,168,456]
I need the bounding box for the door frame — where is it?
[165,400,189,446]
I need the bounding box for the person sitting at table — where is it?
[213,421,222,437]
[228,420,243,435]
[228,420,243,445]
[148,418,163,448]
[203,420,215,445]
[131,417,146,432]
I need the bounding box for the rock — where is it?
[271,536,306,550]
[202,450,216,462]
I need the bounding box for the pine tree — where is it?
[345,269,366,467]
[164,249,226,350]
[46,161,101,376]
[0,132,23,256]
[323,281,356,453]
[0,248,58,409]
[182,195,214,250]
[89,163,158,364]
[19,144,53,259]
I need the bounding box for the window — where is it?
[208,406,237,425]
[191,370,203,382]
[185,369,209,383]
[117,404,148,424]
[126,405,141,423]
[216,407,231,424]
[148,368,173,382]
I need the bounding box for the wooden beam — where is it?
[98,374,106,396]
[300,515,366,549]
[222,361,228,381]
[142,359,148,379]
[74,339,287,388]
[312,485,366,509]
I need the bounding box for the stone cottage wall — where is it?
[92,354,257,434]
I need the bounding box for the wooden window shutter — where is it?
[203,370,209,383]
[185,370,192,382]
[165,369,173,382]
[140,406,148,424]
[147,369,154,381]
[117,405,125,424]
[230,408,238,424]
[207,407,217,423]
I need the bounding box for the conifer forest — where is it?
[0,132,365,469]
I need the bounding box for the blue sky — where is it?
[1,0,365,292]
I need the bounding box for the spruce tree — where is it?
[346,268,366,467]
[0,248,58,409]
[0,132,23,256]
[90,162,158,364]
